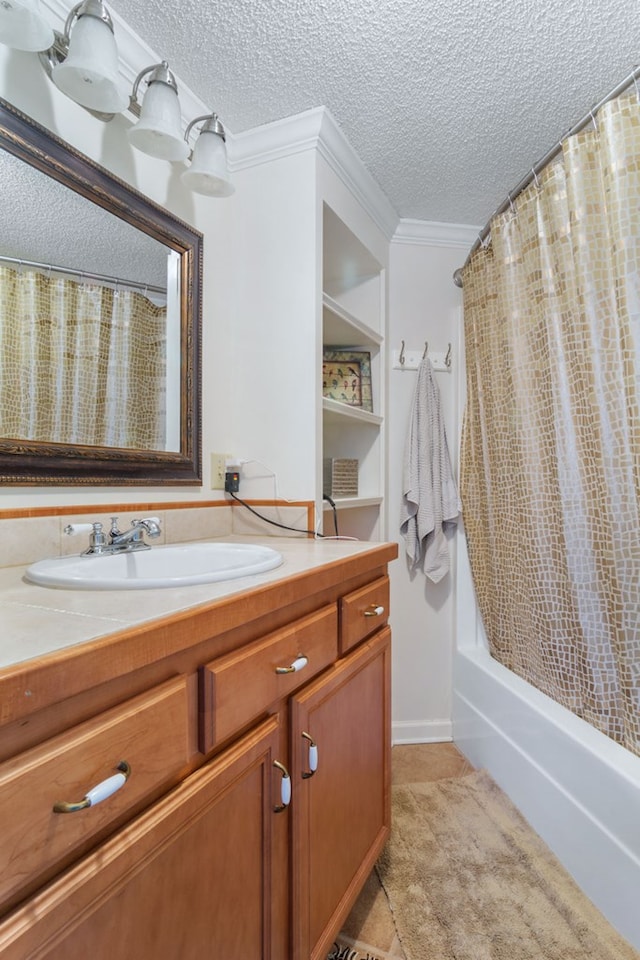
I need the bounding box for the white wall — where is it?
[388,223,476,743]
[205,148,319,504]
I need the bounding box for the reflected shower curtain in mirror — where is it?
[0,267,167,449]
[461,92,640,756]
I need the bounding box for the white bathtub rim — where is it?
[460,645,640,788]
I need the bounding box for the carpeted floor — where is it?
[328,746,639,960]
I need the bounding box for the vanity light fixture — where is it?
[0,0,54,52]
[127,61,190,161]
[0,0,234,195]
[50,0,128,113]
[181,114,235,197]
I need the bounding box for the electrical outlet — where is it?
[210,452,229,490]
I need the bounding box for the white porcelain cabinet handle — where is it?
[275,655,308,675]
[363,604,385,618]
[301,731,318,779]
[273,760,291,812]
[53,761,131,814]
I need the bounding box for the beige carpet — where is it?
[331,770,639,960]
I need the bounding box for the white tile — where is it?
[0,516,60,568]
[163,506,232,543]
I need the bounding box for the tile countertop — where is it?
[0,536,394,671]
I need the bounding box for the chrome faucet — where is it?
[108,516,162,549]
[64,516,162,555]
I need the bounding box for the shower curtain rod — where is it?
[0,254,166,296]
[454,63,640,287]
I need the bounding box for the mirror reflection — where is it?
[0,97,202,484]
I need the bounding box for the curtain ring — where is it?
[399,340,405,365]
[422,341,429,359]
[633,73,640,102]
[508,193,517,219]
[532,168,541,191]
[589,110,598,134]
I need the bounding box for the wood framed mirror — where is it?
[0,97,202,485]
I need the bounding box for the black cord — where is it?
[322,494,339,536]
[227,491,323,537]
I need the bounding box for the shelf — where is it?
[322,293,382,348]
[322,496,383,511]
[322,397,383,426]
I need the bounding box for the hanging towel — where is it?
[400,357,460,582]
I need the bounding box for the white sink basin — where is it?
[25,542,284,590]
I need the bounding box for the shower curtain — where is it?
[0,266,167,449]
[460,91,640,757]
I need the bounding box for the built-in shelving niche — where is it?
[321,205,386,540]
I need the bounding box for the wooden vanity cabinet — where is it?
[0,546,395,960]
[291,627,391,960]
[0,716,283,960]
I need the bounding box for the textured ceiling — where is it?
[0,149,169,286]
[109,0,639,228]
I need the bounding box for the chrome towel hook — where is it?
[399,340,406,365]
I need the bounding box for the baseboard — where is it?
[392,719,452,745]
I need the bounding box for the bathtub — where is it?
[452,533,640,951]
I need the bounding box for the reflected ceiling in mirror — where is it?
[0,97,202,485]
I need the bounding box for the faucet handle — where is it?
[65,521,107,554]
[136,516,162,538]
[64,523,94,536]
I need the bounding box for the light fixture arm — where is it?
[62,0,115,43]
[129,60,179,118]
[184,113,226,146]
[131,60,178,101]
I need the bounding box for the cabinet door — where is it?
[0,716,285,960]
[290,627,391,960]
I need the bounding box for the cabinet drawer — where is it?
[339,575,390,654]
[0,676,190,913]
[199,604,338,753]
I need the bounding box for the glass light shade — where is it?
[181,129,234,197]
[0,0,54,51]
[52,13,128,113]
[128,80,189,161]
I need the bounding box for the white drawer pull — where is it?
[275,655,308,675]
[363,604,385,618]
[53,760,131,814]
[301,731,318,779]
[273,760,291,812]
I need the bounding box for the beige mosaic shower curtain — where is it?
[0,267,167,449]
[461,92,640,757]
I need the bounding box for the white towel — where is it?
[400,357,460,582]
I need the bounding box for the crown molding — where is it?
[229,106,399,240]
[316,107,399,240]
[393,218,480,248]
[228,106,324,170]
